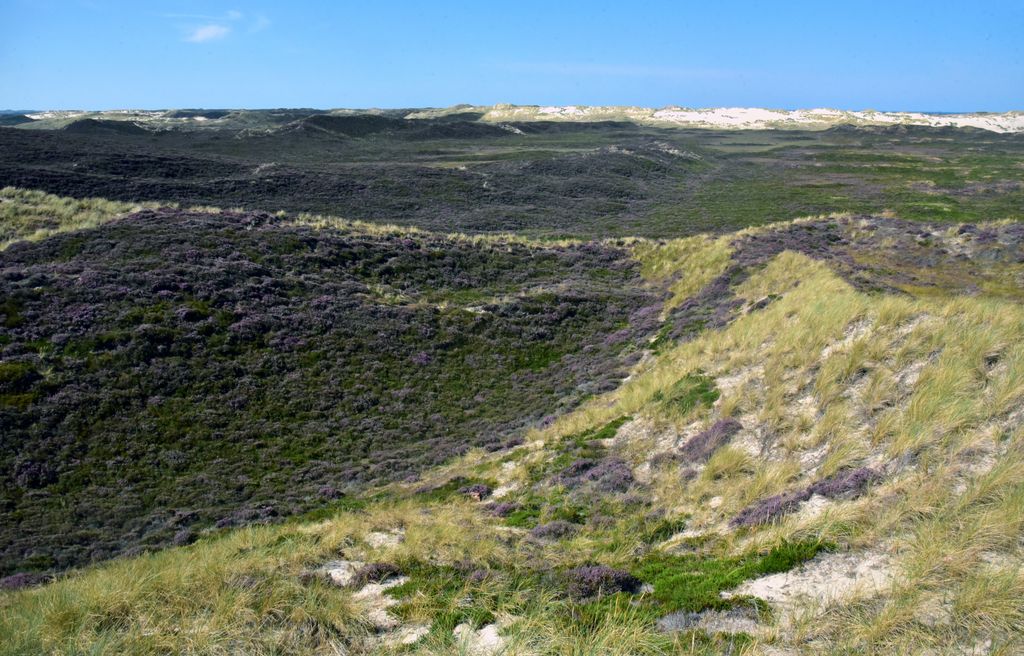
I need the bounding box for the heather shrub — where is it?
[529,520,579,541]
[0,572,50,590]
[680,418,743,462]
[171,529,196,547]
[565,565,641,600]
[458,483,492,501]
[0,209,660,574]
[12,459,56,490]
[731,467,880,527]
[730,489,811,527]
[318,485,343,500]
[807,467,879,499]
[584,459,635,493]
[484,502,521,518]
[556,457,635,492]
[350,562,403,587]
[557,459,598,481]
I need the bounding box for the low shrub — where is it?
[350,562,403,587]
[529,520,579,541]
[680,418,743,462]
[565,565,642,600]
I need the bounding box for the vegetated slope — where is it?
[1,120,1022,237]
[0,205,662,575]
[0,186,157,249]
[288,114,511,140]
[3,213,1023,656]
[61,118,149,136]
[0,114,34,127]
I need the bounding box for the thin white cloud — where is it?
[186,24,231,43]
[251,15,271,32]
[168,10,266,42]
[162,11,243,21]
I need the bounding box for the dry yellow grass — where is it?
[0,187,160,249]
[632,235,732,315]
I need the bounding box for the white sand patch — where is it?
[497,123,525,135]
[724,550,894,626]
[353,576,409,630]
[365,528,404,549]
[480,106,1024,133]
[454,622,506,655]
[715,365,763,399]
[382,623,431,647]
[633,461,653,484]
[314,560,431,645]
[319,559,364,587]
[896,358,929,390]
[731,423,766,459]
[820,319,872,360]
[793,494,831,523]
[352,577,408,601]
[798,442,831,470]
[492,481,520,498]
[615,416,683,455]
[656,606,765,637]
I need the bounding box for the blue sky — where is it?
[1,0,1021,111]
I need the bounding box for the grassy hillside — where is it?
[2,197,1022,653]
[0,187,158,249]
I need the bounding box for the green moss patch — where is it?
[653,371,719,417]
[633,539,830,613]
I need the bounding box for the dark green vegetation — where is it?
[653,371,719,416]
[633,540,829,613]
[364,514,827,649]
[1,113,1022,238]
[0,208,661,575]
